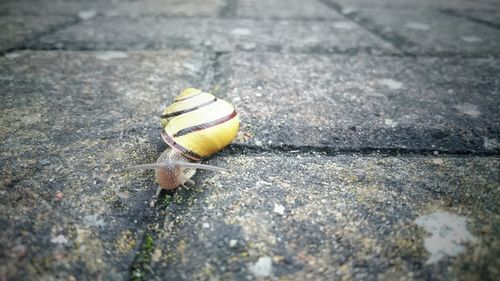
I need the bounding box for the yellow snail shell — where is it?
[127,88,239,190]
[160,88,240,161]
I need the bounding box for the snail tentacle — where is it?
[169,160,229,172]
[124,161,228,172]
[124,163,165,171]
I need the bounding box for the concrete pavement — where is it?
[0,0,499,280]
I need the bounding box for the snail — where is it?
[127,88,240,191]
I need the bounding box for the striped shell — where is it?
[160,88,239,161]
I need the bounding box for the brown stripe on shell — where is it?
[173,111,237,138]
[161,130,204,161]
[161,98,217,119]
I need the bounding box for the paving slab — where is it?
[0,16,74,52]
[0,50,212,281]
[0,0,222,17]
[323,0,500,12]
[32,17,399,54]
[342,9,500,56]
[149,155,500,280]
[218,52,500,154]
[235,0,345,19]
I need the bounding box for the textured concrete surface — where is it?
[150,156,499,280]
[1,0,499,281]
[0,16,74,52]
[0,0,223,17]
[33,17,398,54]
[0,50,211,280]
[219,52,500,153]
[447,10,500,29]
[341,9,500,56]
[235,0,343,19]
[327,0,500,11]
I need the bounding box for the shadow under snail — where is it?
[127,88,240,191]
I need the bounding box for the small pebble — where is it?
[12,245,28,258]
[333,21,356,29]
[273,203,285,215]
[249,256,272,277]
[405,22,430,30]
[483,137,499,150]
[5,52,21,59]
[229,239,238,248]
[54,191,64,201]
[51,234,68,244]
[460,36,483,43]
[152,249,162,262]
[384,118,398,128]
[95,51,128,61]
[78,10,97,20]
[377,78,403,90]
[240,42,256,50]
[432,158,444,165]
[230,28,251,36]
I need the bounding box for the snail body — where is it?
[129,148,228,190]
[154,148,196,189]
[128,88,239,190]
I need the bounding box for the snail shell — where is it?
[160,88,239,161]
[127,88,239,190]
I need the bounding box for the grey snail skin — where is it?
[126,88,240,193]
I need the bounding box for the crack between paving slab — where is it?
[184,48,214,91]
[129,189,174,281]
[199,50,229,91]
[76,126,500,158]
[222,144,500,157]
[128,48,225,281]
[440,9,500,30]
[316,0,418,57]
[94,128,500,158]
[211,51,231,93]
[195,49,231,95]
[0,16,82,56]
[181,47,230,95]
